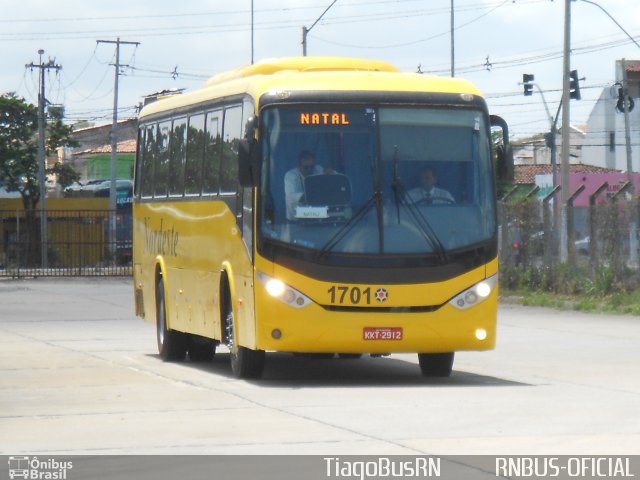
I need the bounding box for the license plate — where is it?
[363,327,403,340]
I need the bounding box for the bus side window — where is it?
[220,105,243,195]
[185,113,205,196]
[154,120,171,198]
[134,127,143,198]
[169,117,187,197]
[202,111,221,195]
[140,124,156,198]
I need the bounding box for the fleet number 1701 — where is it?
[327,286,372,305]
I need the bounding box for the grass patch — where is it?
[500,262,640,316]
[502,289,640,316]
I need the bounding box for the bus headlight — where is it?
[449,274,498,310]
[265,278,286,297]
[257,272,312,309]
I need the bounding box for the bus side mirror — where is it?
[490,115,513,182]
[239,138,259,187]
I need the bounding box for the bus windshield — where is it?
[258,105,495,259]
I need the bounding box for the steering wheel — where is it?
[414,196,455,206]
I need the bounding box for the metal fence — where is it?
[3,198,639,289]
[498,188,640,294]
[0,209,132,278]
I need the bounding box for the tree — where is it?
[492,129,514,199]
[0,92,79,210]
[50,162,80,190]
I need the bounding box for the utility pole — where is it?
[96,37,139,263]
[251,0,255,64]
[302,0,338,56]
[25,49,61,270]
[621,58,638,266]
[450,0,455,77]
[621,59,634,188]
[560,0,571,263]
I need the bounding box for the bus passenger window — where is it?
[185,113,205,196]
[154,120,171,198]
[169,117,187,196]
[202,111,221,195]
[140,125,156,198]
[220,105,242,195]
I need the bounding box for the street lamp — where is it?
[573,0,640,49]
[302,0,338,56]
[521,74,562,187]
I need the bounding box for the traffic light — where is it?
[569,70,581,100]
[617,86,635,113]
[522,73,534,96]
[544,131,556,149]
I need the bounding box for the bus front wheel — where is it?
[156,278,187,361]
[418,352,454,377]
[224,309,265,379]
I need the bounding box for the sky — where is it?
[1,0,640,140]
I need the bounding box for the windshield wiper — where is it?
[392,177,449,263]
[316,192,378,259]
[318,151,384,258]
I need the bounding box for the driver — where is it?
[284,150,334,220]
[405,167,454,205]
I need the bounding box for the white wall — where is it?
[582,62,640,172]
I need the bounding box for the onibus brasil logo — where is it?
[8,456,73,480]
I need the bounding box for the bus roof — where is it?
[204,56,399,85]
[139,57,485,119]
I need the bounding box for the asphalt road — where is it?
[1,277,639,455]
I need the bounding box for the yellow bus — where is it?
[133,57,510,379]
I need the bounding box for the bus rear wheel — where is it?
[224,309,265,379]
[156,278,187,361]
[418,352,454,377]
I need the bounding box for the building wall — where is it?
[85,154,135,181]
[65,119,138,184]
[514,127,584,166]
[71,119,137,151]
[582,61,640,171]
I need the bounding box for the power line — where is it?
[128,65,209,80]
[0,1,552,41]
[62,44,99,89]
[423,35,640,76]
[62,63,113,103]
[0,1,544,24]
[311,0,514,49]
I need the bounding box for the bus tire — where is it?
[156,278,187,361]
[188,335,217,362]
[224,309,265,379]
[418,352,454,377]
